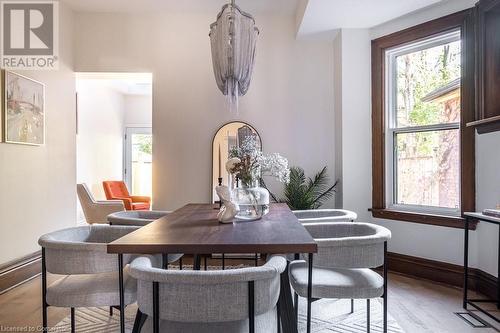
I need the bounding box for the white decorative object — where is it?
[216,185,240,223]
[209,0,259,113]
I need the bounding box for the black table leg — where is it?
[162,253,169,269]
[463,218,469,309]
[193,254,201,270]
[279,262,298,333]
[118,254,125,333]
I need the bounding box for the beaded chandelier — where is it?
[209,0,259,112]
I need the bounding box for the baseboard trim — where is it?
[0,251,41,294]
[387,252,497,299]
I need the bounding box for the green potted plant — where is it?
[262,166,338,210]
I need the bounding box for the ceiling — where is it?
[61,0,299,15]
[64,0,449,37]
[298,0,445,36]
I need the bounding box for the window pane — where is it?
[131,134,152,198]
[395,129,459,209]
[396,40,461,127]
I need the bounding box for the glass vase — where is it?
[232,182,270,221]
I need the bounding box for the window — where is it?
[386,31,461,215]
[124,127,153,199]
[371,11,476,229]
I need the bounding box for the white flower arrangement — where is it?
[227,136,290,186]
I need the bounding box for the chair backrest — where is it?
[293,209,357,223]
[108,210,170,226]
[304,222,391,269]
[129,255,287,323]
[103,181,130,199]
[38,225,138,275]
[77,183,96,205]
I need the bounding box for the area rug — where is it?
[54,298,404,332]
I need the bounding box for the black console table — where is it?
[463,212,500,322]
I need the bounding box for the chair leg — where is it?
[118,254,125,333]
[41,248,48,331]
[71,307,75,333]
[153,282,159,333]
[294,292,299,321]
[222,254,225,270]
[366,299,370,333]
[277,299,281,333]
[350,299,354,313]
[383,241,388,333]
[132,308,148,333]
[179,257,183,270]
[248,281,255,333]
[109,306,113,316]
[307,253,313,333]
[204,256,208,270]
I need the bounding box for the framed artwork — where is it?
[3,71,45,145]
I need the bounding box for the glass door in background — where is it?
[124,127,153,199]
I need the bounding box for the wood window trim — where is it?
[371,10,477,230]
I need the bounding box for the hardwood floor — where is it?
[390,273,500,333]
[0,269,498,332]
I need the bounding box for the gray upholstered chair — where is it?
[289,222,391,333]
[128,255,287,333]
[38,225,141,332]
[108,210,171,226]
[77,183,125,224]
[293,209,357,223]
[291,209,357,312]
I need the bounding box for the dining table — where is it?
[107,202,318,333]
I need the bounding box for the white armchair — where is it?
[77,183,124,224]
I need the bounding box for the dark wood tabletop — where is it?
[107,203,317,254]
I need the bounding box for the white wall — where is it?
[76,79,125,203]
[337,29,372,222]
[0,4,76,264]
[333,33,343,209]
[74,11,335,210]
[124,95,152,127]
[475,132,500,276]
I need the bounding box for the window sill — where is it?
[370,208,478,230]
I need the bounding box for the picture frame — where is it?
[3,71,45,145]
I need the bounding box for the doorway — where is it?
[75,72,153,222]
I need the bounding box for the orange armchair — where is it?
[102,181,151,211]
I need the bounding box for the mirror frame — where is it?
[211,121,262,203]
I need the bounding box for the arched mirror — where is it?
[212,122,262,202]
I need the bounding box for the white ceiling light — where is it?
[209,0,259,112]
